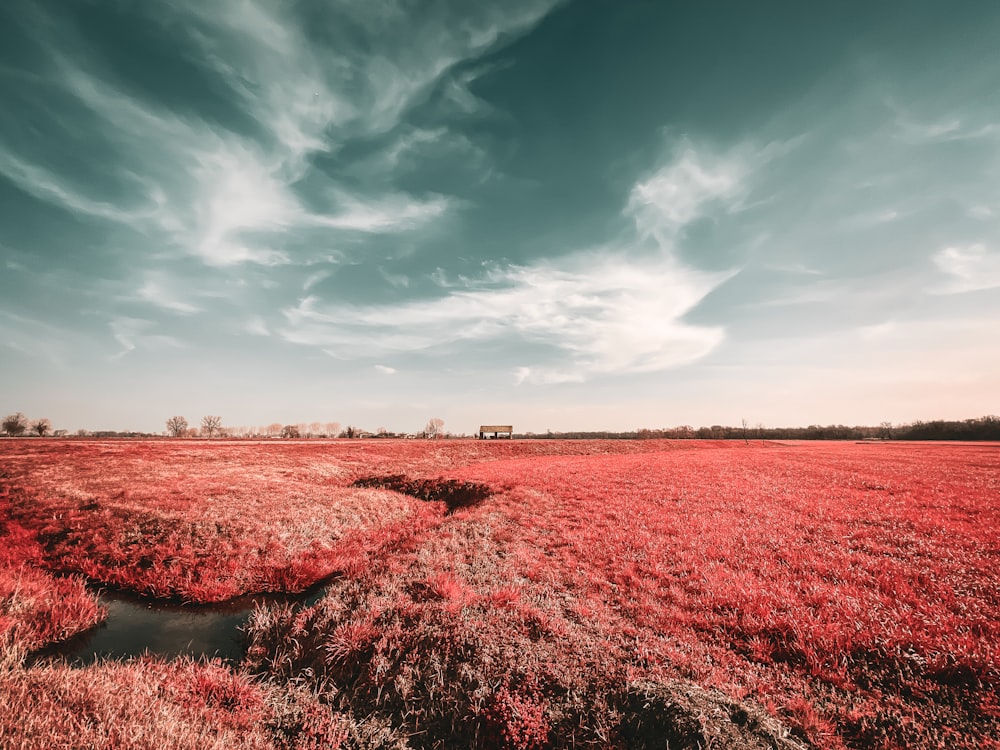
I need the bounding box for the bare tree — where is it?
[324,422,340,437]
[308,422,323,437]
[266,422,282,437]
[425,417,445,438]
[281,424,301,438]
[201,415,223,438]
[31,418,52,437]
[166,416,188,437]
[341,425,358,439]
[2,413,28,437]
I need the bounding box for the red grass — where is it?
[440,442,999,747]
[1,476,103,655]
[0,656,356,749]
[2,438,998,748]
[0,440,461,601]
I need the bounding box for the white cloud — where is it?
[889,99,999,145]
[13,0,554,270]
[897,116,963,143]
[374,364,397,375]
[513,366,584,385]
[307,192,450,233]
[627,142,748,242]
[379,268,410,288]
[752,279,844,308]
[843,208,905,229]
[280,142,739,380]
[858,321,897,340]
[134,274,201,314]
[282,256,729,377]
[0,310,75,365]
[109,318,183,359]
[933,244,1000,293]
[245,317,270,336]
[303,270,332,292]
[0,146,153,225]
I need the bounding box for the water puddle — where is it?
[33,585,328,666]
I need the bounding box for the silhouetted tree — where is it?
[31,418,51,437]
[166,416,188,437]
[201,415,222,438]
[2,413,27,437]
[281,424,301,438]
[425,417,445,438]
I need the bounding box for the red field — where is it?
[1,439,998,749]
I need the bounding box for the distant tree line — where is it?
[6,411,997,441]
[158,416,450,439]
[518,416,1000,442]
[890,416,1000,441]
[2,412,53,437]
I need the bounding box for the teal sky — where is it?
[2,0,999,434]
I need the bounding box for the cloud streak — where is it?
[280,143,741,381]
[109,318,183,360]
[627,142,748,241]
[933,244,1000,293]
[7,0,559,272]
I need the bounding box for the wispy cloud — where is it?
[0,146,153,225]
[8,0,558,272]
[109,318,183,360]
[132,273,201,315]
[305,191,450,233]
[1,310,75,365]
[280,141,740,381]
[933,244,1000,293]
[244,317,270,336]
[894,114,997,145]
[627,142,748,242]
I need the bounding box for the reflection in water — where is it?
[38,586,327,666]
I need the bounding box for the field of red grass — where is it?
[1,438,998,749]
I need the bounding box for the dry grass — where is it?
[0,656,365,750]
[247,442,1000,749]
[2,439,998,748]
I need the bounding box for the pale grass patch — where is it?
[0,564,104,654]
[0,657,354,749]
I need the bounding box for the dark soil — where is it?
[621,680,811,750]
[351,475,493,513]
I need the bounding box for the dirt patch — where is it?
[620,680,810,750]
[351,475,493,513]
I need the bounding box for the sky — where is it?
[2,0,999,435]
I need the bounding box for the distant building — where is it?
[478,425,513,440]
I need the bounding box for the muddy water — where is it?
[36,586,327,666]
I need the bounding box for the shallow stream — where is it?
[34,585,327,666]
